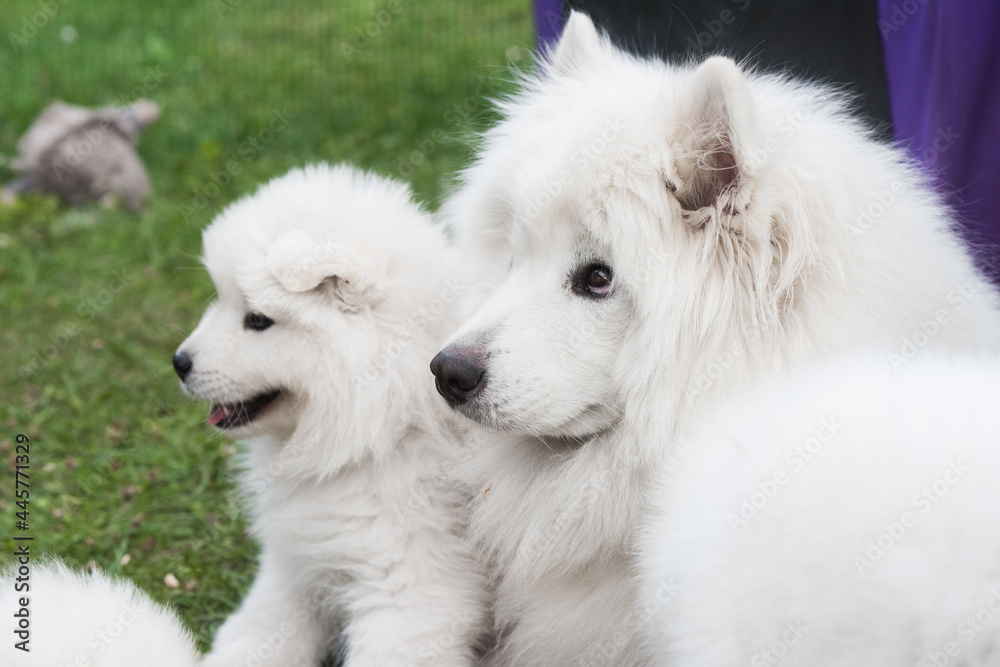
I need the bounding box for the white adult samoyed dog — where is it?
[640,354,1000,667]
[0,561,199,667]
[430,12,1000,666]
[174,164,489,666]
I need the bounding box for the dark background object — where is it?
[562,0,893,137]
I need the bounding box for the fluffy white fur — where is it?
[438,12,1000,665]
[0,561,199,666]
[640,354,1000,666]
[176,164,488,666]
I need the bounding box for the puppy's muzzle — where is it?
[430,346,486,407]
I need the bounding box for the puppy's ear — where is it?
[672,57,755,221]
[266,230,385,311]
[546,11,603,77]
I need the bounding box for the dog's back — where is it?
[642,354,1000,666]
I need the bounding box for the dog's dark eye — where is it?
[243,312,274,331]
[572,263,614,298]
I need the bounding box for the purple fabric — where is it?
[879,0,1000,279]
[535,0,565,51]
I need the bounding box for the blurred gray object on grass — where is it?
[3,100,160,212]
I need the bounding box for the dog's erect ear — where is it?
[547,11,603,77]
[672,57,755,217]
[266,230,385,311]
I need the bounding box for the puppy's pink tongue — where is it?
[208,404,231,425]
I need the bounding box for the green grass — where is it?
[0,0,532,649]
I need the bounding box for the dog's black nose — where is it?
[172,351,193,380]
[430,347,486,406]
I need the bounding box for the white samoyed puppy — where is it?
[640,354,1000,667]
[174,164,489,666]
[430,12,1000,666]
[0,561,199,667]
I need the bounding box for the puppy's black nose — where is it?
[172,351,193,380]
[430,347,486,407]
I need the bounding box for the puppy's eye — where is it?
[243,312,274,331]
[572,263,614,298]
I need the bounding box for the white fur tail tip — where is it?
[0,561,199,667]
